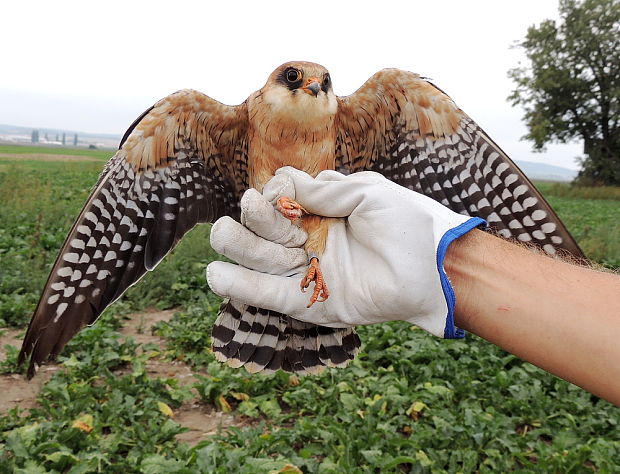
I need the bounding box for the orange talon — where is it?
[276,196,307,221]
[301,257,329,308]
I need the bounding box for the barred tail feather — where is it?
[212,299,361,375]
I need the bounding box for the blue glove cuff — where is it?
[437,217,487,339]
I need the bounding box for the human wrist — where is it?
[443,229,485,332]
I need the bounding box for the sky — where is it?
[1,0,583,169]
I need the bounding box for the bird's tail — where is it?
[212,299,361,375]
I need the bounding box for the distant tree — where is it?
[31,130,39,143]
[509,0,620,185]
[73,133,78,146]
[62,133,66,145]
[44,133,49,142]
[55,133,59,142]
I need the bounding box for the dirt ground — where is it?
[0,153,104,162]
[0,309,243,446]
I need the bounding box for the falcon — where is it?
[19,61,584,377]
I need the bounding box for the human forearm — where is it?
[447,229,620,405]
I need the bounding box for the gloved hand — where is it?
[207,167,485,338]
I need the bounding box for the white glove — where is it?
[207,167,485,338]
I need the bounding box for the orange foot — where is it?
[301,257,329,308]
[276,196,307,221]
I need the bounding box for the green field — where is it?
[1,145,619,472]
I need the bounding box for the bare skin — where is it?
[447,229,620,406]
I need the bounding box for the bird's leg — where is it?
[300,215,331,308]
[274,203,331,308]
[276,196,307,221]
[301,255,329,308]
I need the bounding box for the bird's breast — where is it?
[248,123,337,191]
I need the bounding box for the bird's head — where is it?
[256,61,337,124]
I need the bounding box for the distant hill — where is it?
[514,160,578,182]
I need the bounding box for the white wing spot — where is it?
[543,244,556,255]
[523,216,535,227]
[508,219,523,229]
[504,174,518,186]
[71,239,85,250]
[80,279,92,288]
[57,267,72,277]
[75,295,86,304]
[541,222,557,233]
[97,270,111,280]
[531,210,547,221]
[104,251,116,262]
[498,228,512,238]
[47,294,60,305]
[63,287,75,298]
[511,202,524,213]
[63,252,79,263]
[514,184,528,198]
[486,212,501,223]
[53,302,68,322]
[495,162,509,174]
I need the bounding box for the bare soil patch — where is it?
[1,309,246,445]
[0,153,104,162]
[121,308,245,445]
[0,328,59,413]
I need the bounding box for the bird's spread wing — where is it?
[335,69,583,257]
[19,90,249,377]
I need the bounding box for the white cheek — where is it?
[263,88,336,123]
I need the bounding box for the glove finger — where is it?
[211,217,308,274]
[240,188,307,247]
[206,261,311,315]
[314,169,349,182]
[275,169,375,217]
[261,173,295,204]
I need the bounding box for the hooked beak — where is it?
[302,77,321,97]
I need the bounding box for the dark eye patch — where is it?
[278,67,303,90]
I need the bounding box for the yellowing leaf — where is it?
[270,463,303,473]
[406,401,427,420]
[416,450,433,467]
[230,392,250,401]
[157,401,174,417]
[72,414,94,433]
[218,395,232,412]
[288,375,300,386]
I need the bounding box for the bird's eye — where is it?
[323,74,330,86]
[286,68,302,83]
